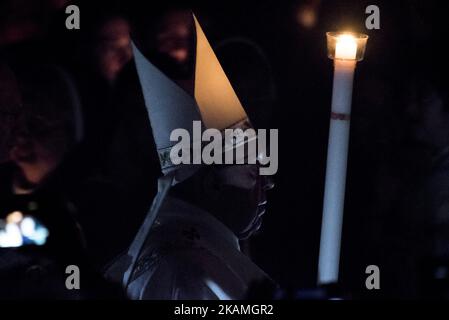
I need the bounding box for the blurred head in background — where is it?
[0,65,79,193]
[123,2,196,89]
[92,15,132,84]
[0,0,73,46]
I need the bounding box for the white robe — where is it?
[105,196,271,300]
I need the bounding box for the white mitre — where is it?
[133,13,255,181]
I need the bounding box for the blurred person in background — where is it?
[88,14,133,85]
[67,7,133,176]
[0,62,123,299]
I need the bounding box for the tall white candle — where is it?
[318,32,367,285]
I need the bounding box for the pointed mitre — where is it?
[133,13,255,177]
[192,15,250,131]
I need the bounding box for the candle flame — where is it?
[335,34,357,60]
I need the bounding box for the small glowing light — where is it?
[6,211,23,224]
[326,32,368,61]
[0,213,49,248]
[335,34,357,60]
[28,201,39,211]
[30,227,49,246]
[0,224,23,248]
[205,279,232,300]
[297,6,318,29]
[20,217,36,238]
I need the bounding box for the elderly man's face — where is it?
[183,164,274,239]
[212,165,274,239]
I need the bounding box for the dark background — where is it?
[2,0,449,298]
